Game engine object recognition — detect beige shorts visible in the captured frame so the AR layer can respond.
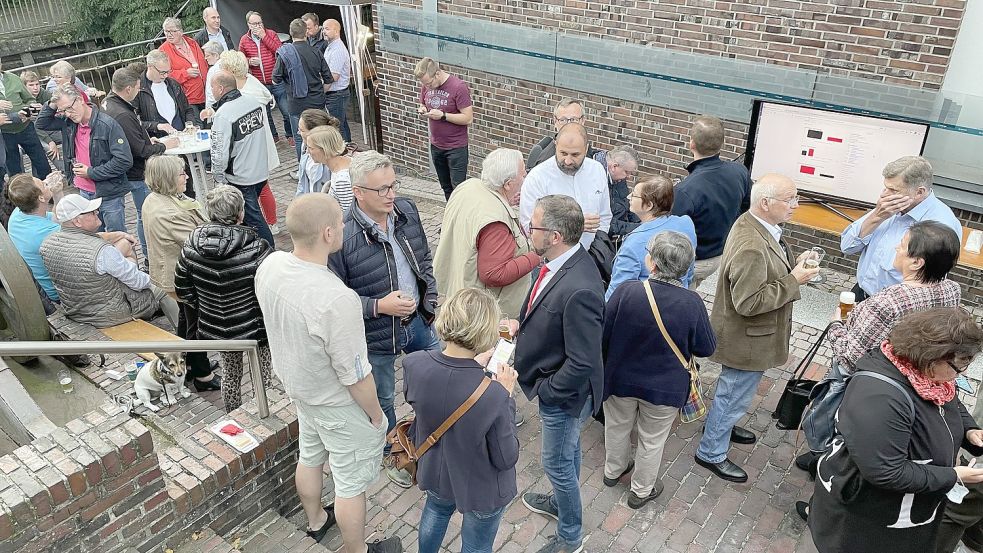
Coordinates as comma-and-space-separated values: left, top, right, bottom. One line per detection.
296, 401, 387, 499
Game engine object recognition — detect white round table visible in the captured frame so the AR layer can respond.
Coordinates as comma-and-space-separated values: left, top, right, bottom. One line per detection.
165, 131, 211, 212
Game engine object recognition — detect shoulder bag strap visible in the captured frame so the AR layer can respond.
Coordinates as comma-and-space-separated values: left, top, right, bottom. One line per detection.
415, 377, 492, 458
642, 280, 689, 369
852, 371, 916, 420
791, 321, 835, 381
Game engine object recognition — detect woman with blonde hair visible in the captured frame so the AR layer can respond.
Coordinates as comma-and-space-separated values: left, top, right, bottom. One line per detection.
295, 109, 339, 195
305, 125, 353, 211
47, 60, 101, 101
401, 287, 519, 553
142, 154, 220, 391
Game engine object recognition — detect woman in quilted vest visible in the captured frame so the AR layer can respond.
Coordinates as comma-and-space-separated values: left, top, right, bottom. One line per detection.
175, 184, 273, 411
142, 154, 220, 392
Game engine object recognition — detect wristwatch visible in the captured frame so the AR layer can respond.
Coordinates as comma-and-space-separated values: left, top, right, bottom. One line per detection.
440, 111, 447, 121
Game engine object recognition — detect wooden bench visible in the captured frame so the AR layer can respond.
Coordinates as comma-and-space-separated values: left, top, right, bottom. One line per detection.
100, 319, 183, 361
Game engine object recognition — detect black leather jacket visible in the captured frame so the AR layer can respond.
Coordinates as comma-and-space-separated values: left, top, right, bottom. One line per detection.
174, 223, 272, 341
328, 197, 438, 355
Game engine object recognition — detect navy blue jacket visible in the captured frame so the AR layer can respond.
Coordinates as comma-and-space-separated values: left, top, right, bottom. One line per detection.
515, 246, 605, 416
328, 197, 438, 355
593, 150, 640, 238
670, 155, 751, 260
603, 278, 716, 407
36, 104, 133, 200
403, 351, 518, 513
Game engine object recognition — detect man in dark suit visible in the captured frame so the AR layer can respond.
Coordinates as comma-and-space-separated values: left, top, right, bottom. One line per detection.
512, 194, 604, 553
694, 173, 817, 483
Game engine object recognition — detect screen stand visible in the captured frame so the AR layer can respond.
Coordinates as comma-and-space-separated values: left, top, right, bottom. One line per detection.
800, 199, 857, 223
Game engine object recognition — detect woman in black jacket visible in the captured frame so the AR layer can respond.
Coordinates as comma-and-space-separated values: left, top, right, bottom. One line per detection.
174, 184, 273, 411
808, 307, 983, 553
402, 288, 519, 553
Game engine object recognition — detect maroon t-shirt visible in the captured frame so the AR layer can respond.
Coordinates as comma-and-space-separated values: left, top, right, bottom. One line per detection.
420, 74, 472, 150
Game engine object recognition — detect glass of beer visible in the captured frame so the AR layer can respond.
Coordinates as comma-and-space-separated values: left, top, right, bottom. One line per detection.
839, 291, 856, 320
499, 314, 512, 341
58, 369, 74, 394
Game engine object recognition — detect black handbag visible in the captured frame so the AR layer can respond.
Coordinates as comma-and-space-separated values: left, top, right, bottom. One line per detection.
772, 322, 833, 430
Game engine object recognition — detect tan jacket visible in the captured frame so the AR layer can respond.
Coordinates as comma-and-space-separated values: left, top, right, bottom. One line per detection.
142, 193, 207, 293
710, 213, 801, 371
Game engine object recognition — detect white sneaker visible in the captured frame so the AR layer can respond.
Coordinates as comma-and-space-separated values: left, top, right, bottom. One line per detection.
269, 223, 281, 235
384, 465, 413, 489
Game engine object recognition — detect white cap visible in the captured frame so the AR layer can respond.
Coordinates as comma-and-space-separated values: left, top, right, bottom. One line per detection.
55, 194, 102, 223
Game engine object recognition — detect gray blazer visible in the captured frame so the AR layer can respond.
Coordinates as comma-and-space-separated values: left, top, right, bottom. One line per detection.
402, 351, 518, 513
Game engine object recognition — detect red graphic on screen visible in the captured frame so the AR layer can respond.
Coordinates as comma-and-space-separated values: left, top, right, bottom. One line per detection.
827, 137, 843, 143
808, 148, 814, 156
800, 165, 816, 175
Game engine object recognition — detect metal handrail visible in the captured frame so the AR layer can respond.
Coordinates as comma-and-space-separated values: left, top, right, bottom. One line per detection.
0, 340, 270, 418
8, 29, 203, 74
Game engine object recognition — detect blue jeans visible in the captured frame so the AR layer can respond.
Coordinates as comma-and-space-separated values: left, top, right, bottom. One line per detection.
289, 114, 302, 160
265, 82, 292, 139
418, 491, 506, 553
99, 180, 150, 259
325, 90, 351, 142
539, 395, 593, 547
3, 123, 51, 179
696, 365, 765, 464
229, 181, 275, 247
803, 359, 850, 453
368, 315, 441, 452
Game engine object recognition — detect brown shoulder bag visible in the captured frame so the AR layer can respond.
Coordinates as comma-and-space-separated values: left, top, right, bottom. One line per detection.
385, 377, 491, 484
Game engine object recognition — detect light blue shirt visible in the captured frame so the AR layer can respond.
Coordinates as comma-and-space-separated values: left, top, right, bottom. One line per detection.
207, 30, 230, 51
605, 215, 697, 301
324, 39, 351, 91
8, 208, 60, 300
841, 191, 961, 295
355, 206, 419, 306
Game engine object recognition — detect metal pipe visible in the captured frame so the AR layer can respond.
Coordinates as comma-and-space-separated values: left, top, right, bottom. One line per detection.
0, 340, 272, 418
7, 30, 203, 74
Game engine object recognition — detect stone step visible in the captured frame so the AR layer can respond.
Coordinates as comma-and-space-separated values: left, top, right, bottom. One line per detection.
171, 527, 236, 553
224, 508, 332, 553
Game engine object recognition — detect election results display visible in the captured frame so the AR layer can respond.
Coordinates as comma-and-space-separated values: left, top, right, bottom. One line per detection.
745, 101, 929, 206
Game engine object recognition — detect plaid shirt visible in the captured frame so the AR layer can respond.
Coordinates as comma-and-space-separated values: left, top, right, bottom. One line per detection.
829, 279, 961, 372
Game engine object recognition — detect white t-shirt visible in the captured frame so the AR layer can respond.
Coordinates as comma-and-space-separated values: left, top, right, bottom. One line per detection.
151, 82, 177, 125
255, 251, 371, 407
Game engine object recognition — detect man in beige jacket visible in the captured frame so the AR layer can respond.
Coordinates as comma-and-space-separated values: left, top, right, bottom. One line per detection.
694, 173, 818, 483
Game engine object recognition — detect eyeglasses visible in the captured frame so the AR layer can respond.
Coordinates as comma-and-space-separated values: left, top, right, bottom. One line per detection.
555, 116, 584, 124
947, 359, 971, 374
356, 181, 400, 196
247, 21, 263, 27
163, 28, 182, 34
153, 65, 172, 76
767, 195, 800, 207
55, 97, 79, 115
529, 226, 558, 234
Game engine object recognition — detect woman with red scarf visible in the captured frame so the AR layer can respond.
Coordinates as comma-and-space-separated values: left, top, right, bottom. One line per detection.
806, 307, 983, 553
159, 17, 208, 110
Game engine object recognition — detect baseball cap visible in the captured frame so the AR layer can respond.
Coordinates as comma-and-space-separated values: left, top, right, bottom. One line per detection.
55, 194, 102, 222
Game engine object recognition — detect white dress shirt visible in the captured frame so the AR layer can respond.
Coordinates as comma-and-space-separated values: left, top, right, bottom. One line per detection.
529, 244, 581, 307
519, 157, 611, 250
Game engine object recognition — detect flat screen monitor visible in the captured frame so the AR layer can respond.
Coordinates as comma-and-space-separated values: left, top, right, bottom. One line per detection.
744, 101, 930, 206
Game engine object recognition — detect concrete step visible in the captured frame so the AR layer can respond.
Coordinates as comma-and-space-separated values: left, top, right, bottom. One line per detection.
171, 527, 236, 553
224, 508, 332, 553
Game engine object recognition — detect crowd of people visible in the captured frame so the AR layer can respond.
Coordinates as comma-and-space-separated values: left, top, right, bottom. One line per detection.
2, 10, 983, 553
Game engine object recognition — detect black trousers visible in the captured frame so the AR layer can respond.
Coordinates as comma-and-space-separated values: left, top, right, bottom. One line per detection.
936, 482, 983, 553
430, 144, 468, 200
177, 303, 212, 379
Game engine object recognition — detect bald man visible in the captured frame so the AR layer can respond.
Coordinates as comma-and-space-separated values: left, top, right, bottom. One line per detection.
194, 7, 236, 52
519, 122, 611, 250
322, 18, 352, 141
256, 194, 401, 552
694, 174, 818, 483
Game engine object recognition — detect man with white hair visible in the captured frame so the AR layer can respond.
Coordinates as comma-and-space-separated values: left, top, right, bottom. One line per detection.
434, 148, 541, 316
841, 155, 961, 299
694, 174, 818, 483
594, 144, 640, 239
194, 7, 236, 52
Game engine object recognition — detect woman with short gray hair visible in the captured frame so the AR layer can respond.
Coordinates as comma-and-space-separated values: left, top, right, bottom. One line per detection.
175, 183, 273, 411
601, 230, 716, 509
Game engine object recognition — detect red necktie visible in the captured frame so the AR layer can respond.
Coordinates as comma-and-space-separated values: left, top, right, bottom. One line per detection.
527, 265, 551, 311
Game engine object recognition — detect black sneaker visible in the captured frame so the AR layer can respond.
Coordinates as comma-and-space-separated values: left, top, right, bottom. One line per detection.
366, 535, 403, 552
536, 535, 583, 553
522, 492, 558, 521
627, 479, 665, 509
305, 505, 336, 542
193, 374, 223, 392
795, 500, 809, 521
603, 461, 634, 487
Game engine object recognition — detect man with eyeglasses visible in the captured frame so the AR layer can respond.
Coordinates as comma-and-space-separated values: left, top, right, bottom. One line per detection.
133, 50, 200, 138
527, 97, 600, 170
239, 11, 293, 146
670, 115, 752, 291
694, 173, 818, 484
328, 150, 440, 489
36, 83, 134, 236
840, 156, 961, 300
413, 57, 473, 200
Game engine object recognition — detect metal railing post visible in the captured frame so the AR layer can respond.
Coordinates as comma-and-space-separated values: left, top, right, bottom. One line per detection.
246, 345, 270, 419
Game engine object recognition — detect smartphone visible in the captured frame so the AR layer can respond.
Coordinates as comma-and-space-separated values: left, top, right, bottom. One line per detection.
956, 375, 975, 396
485, 338, 515, 375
